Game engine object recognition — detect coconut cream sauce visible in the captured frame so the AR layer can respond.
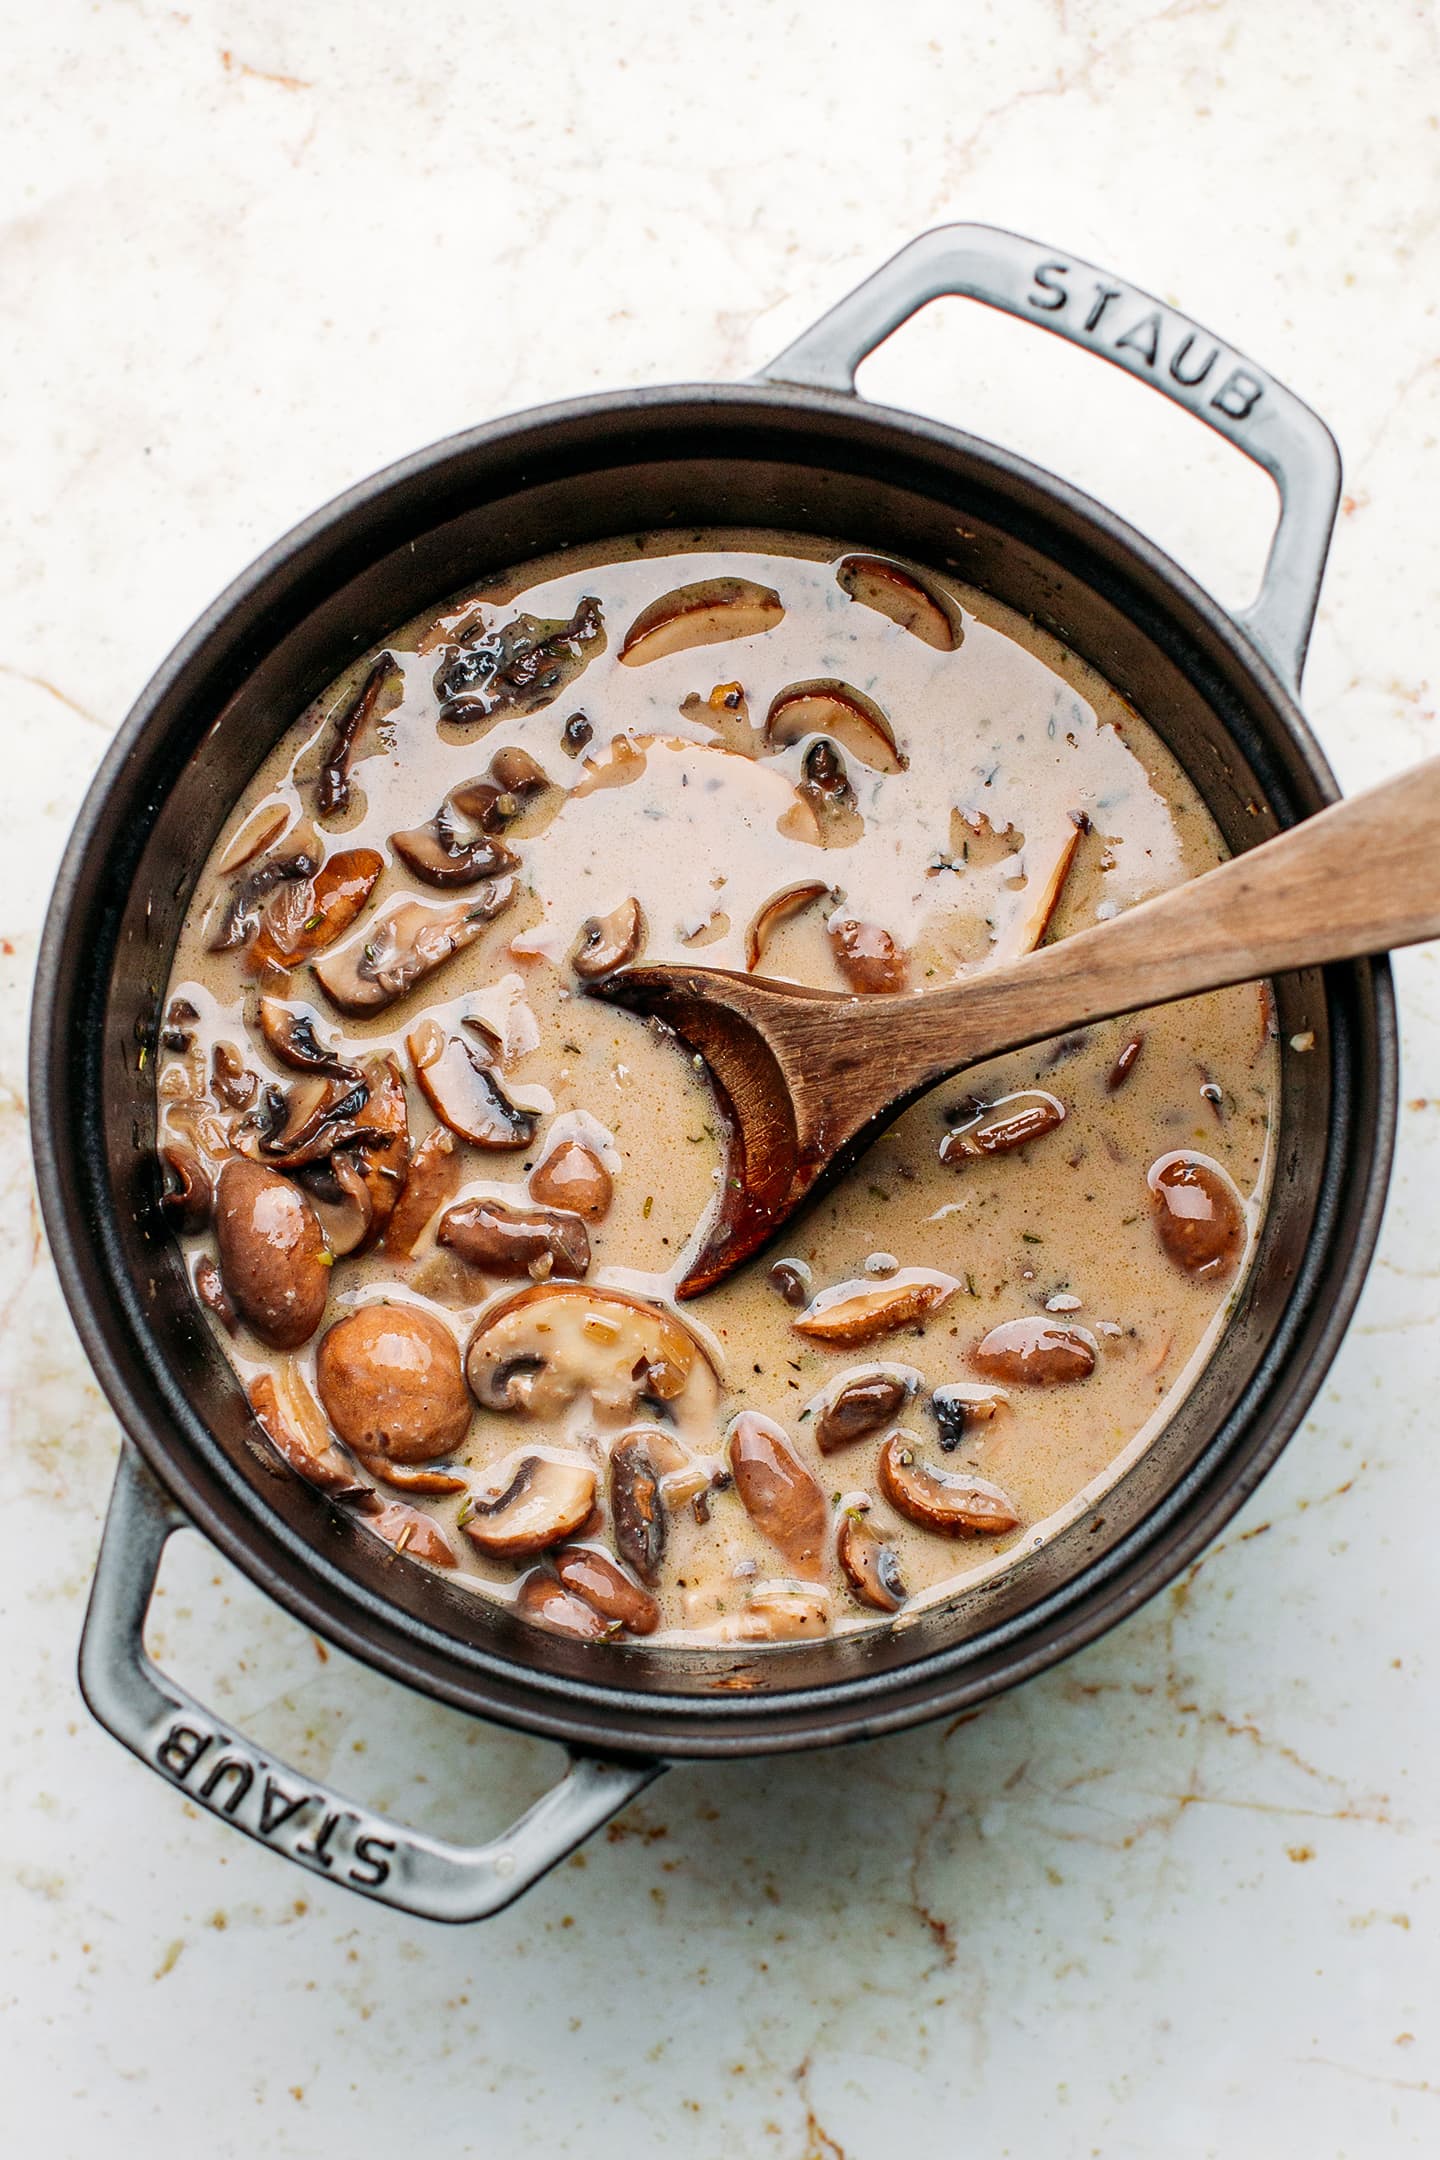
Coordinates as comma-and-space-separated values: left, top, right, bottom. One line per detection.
158, 533, 1278, 1646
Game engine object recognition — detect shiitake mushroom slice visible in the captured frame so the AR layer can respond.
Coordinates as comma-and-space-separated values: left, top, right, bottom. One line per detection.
257, 996, 355, 1078
609, 1432, 667, 1587
619, 578, 783, 666
248, 848, 386, 975
383, 1126, 461, 1258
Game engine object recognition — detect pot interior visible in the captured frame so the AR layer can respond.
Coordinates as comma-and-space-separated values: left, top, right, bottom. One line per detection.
53, 391, 1384, 1744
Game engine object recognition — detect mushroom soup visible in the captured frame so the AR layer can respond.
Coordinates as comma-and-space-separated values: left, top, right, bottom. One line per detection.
156, 534, 1278, 1647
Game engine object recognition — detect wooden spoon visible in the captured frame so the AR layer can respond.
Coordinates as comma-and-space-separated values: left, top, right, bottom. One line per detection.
597, 754, 1440, 1298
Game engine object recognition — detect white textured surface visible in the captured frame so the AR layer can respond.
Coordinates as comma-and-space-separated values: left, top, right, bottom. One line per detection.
3, 3, 1439, 2153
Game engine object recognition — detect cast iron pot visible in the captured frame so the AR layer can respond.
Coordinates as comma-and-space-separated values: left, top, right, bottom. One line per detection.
32, 225, 1396, 1922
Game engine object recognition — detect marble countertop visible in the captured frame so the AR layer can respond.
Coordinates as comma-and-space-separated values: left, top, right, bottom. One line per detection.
4, 1, 1439, 2152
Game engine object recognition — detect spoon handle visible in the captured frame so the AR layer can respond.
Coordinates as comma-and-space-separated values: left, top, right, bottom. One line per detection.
921, 752, 1440, 1074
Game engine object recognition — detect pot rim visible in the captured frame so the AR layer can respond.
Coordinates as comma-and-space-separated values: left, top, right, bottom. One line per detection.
31, 377, 1398, 1757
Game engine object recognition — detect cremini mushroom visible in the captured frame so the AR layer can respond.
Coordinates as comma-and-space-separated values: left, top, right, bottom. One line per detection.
213, 1158, 330, 1350
216, 801, 291, 876
793, 1268, 960, 1347
360, 1499, 459, 1567
247, 1368, 367, 1498
317, 654, 402, 817
390, 814, 519, 890
406, 1022, 538, 1149
744, 881, 830, 972
553, 1546, 660, 1635
973, 1316, 1098, 1385
248, 848, 385, 975
619, 577, 784, 665
727, 1411, 828, 1579
572, 897, 644, 980
931, 1382, 1009, 1450
609, 1431, 667, 1585
764, 680, 906, 773
528, 1139, 612, 1221
1108, 1032, 1145, 1090
383, 1127, 461, 1258
486, 745, 550, 801
159, 1142, 212, 1234
513, 1570, 613, 1639
314, 886, 513, 1015
836, 554, 961, 649
434, 595, 605, 724
837, 1504, 908, 1611
714, 1586, 831, 1642
812, 1365, 919, 1453
315, 1303, 471, 1489
437, 1196, 589, 1280
257, 996, 354, 1077
877, 1433, 1021, 1536
461, 1454, 597, 1558
829, 916, 908, 994
207, 844, 318, 954
1148, 1151, 1245, 1280
257, 1071, 376, 1170
464, 1283, 716, 1427
939, 1090, 1066, 1166
296, 1150, 375, 1257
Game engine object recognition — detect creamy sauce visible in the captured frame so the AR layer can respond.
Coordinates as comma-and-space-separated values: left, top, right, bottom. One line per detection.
157, 533, 1278, 1647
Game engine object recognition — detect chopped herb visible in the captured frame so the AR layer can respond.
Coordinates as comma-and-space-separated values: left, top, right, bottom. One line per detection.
1021, 1231, 1043, 1245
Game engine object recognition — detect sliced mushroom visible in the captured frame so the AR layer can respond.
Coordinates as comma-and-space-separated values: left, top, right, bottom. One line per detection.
1108, 1032, 1145, 1091
744, 881, 830, 972
727, 1411, 827, 1579
988, 813, 1087, 966
213, 1158, 330, 1350
528, 1139, 612, 1221
931, 1382, 1008, 1451
206, 845, 318, 954
383, 1126, 461, 1258
434, 595, 605, 724
317, 654, 402, 818
836, 554, 960, 649
158, 1142, 212, 1234
793, 1268, 960, 1347
248, 849, 386, 976
360, 1500, 459, 1567
437, 1197, 589, 1280
553, 1546, 660, 1635
160, 995, 199, 1054
813, 1365, 918, 1453
487, 746, 551, 800
390, 815, 519, 890
973, 1316, 1097, 1385
296, 1149, 375, 1257
714, 1586, 831, 1642
513, 1569, 614, 1639
314, 884, 513, 1015
247, 1369, 367, 1498
257, 1071, 374, 1168
193, 1252, 237, 1332
619, 578, 784, 665
877, 1433, 1020, 1536
406, 1024, 538, 1149
765, 680, 906, 773
315, 1304, 472, 1479
211, 1041, 257, 1109
561, 712, 594, 756
829, 917, 908, 994
465, 1283, 716, 1425
257, 996, 354, 1077
788, 739, 865, 849
572, 897, 644, 980
347, 1053, 411, 1246
1148, 1151, 1245, 1280
837, 1505, 908, 1611
217, 801, 291, 876
461, 1454, 597, 1558
609, 1432, 666, 1585
939, 1090, 1066, 1166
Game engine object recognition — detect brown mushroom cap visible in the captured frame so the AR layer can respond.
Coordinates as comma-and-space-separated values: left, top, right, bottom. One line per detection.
461, 1454, 597, 1558
553, 1545, 660, 1635
764, 680, 906, 773
465, 1283, 716, 1426
837, 1506, 909, 1611
939, 1090, 1066, 1166
406, 1023, 538, 1149
1147, 1151, 1246, 1280
437, 1196, 589, 1281
434, 596, 605, 724
973, 1316, 1098, 1386
813, 1365, 918, 1453
727, 1411, 828, 1579
315, 1303, 471, 1462
619, 578, 784, 666
793, 1269, 960, 1347
836, 554, 961, 650
528, 1139, 612, 1222
313, 886, 513, 1015
572, 897, 645, 980
214, 1158, 331, 1350
877, 1433, 1021, 1536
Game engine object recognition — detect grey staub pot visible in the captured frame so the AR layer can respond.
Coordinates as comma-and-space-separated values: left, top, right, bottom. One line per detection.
31, 225, 1395, 1922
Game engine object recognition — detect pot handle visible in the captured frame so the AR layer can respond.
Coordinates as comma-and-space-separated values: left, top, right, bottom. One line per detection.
78, 1447, 664, 1923
758, 223, 1340, 693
